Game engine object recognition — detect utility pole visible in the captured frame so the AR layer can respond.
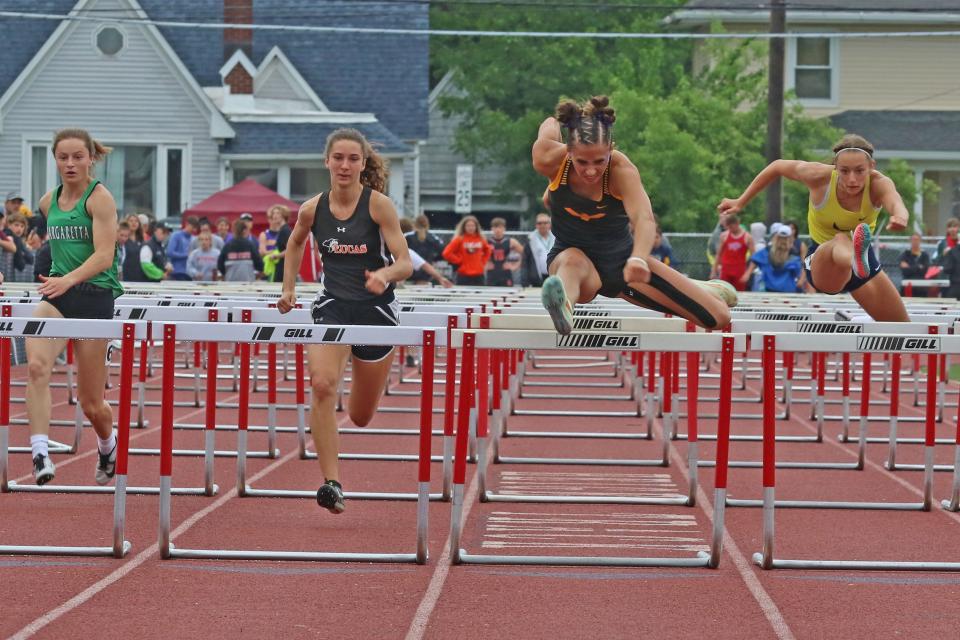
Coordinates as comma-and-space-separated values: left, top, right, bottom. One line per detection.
765, 0, 786, 226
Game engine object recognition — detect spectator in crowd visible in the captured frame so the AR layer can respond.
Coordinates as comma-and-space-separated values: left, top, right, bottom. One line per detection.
650, 225, 676, 269
166, 215, 199, 281
405, 213, 444, 284
115, 221, 131, 281
4, 191, 24, 217
218, 219, 262, 282
786, 221, 807, 260
6, 212, 34, 282
710, 214, 754, 291
137, 214, 153, 242
0, 212, 18, 281
124, 214, 142, 244
941, 238, 960, 299
399, 217, 453, 288
260, 204, 292, 283
215, 216, 232, 244
749, 221, 768, 253
486, 217, 524, 287
187, 229, 221, 281
118, 221, 143, 281
744, 223, 804, 292
32, 228, 50, 283
442, 215, 491, 286
935, 217, 960, 265
525, 212, 555, 286
899, 232, 931, 296
240, 212, 255, 241
139, 222, 171, 281
190, 218, 224, 252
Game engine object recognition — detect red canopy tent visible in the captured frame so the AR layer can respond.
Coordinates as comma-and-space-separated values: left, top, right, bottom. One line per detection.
182, 178, 321, 282
182, 178, 300, 236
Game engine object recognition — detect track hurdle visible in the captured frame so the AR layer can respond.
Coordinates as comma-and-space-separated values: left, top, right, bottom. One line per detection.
752, 331, 960, 570
0, 319, 139, 557
158, 321, 438, 563
448, 329, 740, 567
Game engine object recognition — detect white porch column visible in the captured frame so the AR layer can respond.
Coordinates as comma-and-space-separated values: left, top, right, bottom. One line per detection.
914, 168, 925, 233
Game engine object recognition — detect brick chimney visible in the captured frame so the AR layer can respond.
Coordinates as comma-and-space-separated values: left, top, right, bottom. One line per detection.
223, 0, 253, 62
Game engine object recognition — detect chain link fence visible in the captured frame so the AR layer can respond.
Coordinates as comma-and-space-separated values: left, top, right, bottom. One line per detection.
429, 229, 948, 291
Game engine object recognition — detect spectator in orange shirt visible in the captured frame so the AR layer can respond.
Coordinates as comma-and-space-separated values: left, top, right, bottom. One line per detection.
442, 215, 492, 285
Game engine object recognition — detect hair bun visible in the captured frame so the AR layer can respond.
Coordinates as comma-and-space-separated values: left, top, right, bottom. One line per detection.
555, 100, 582, 129
586, 95, 616, 127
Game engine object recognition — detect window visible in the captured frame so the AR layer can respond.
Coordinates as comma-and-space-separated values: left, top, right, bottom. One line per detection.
290, 167, 329, 204
234, 167, 278, 192
30, 146, 49, 209
26, 142, 185, 219
788, 36, 837, 104
166, 149, 183, 218
96, 26, 124, 56
102, 146, 156, 215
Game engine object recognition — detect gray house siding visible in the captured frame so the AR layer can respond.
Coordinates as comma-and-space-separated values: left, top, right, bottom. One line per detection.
255, 71, 302, 102
420, 76, 524, 217
0, 0, 221, 216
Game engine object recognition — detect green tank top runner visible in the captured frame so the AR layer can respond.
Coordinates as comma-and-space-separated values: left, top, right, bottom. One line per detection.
46, 179, 123, 298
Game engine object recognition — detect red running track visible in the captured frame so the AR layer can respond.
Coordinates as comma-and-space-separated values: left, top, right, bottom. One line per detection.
3, 347, 960, 639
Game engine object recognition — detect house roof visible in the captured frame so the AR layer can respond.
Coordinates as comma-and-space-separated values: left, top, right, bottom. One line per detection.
220, 121, 412, 156
137, 0, 428, 141
0, 1, 72, 101
829, 110, 960, 156
1, 0, 428, 141
682, 0, 960, 9
668, 0, 960, 26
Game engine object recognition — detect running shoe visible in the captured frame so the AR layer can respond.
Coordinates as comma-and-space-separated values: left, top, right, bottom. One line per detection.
852, 223, 872, 280
541, 275, 573, 335
95, 442, 117, 485
317, 480, 345, 514
33, 454, 55, 486
698, 279, 739, 308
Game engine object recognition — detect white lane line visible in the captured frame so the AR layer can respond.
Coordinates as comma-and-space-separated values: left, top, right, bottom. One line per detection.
10, 368, 167, 484
9, 401, 352, 640
403, 472, 480, 640
664, 422, 796, 640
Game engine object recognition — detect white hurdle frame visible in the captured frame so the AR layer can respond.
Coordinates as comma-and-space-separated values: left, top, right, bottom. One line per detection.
0, 319, 143, 557
448, 329, 743, 568
751, 332, 960, 571
158, 321, 440, 563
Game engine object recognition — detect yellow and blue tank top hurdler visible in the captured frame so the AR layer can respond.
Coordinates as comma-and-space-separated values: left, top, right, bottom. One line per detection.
807, 169, 882, 245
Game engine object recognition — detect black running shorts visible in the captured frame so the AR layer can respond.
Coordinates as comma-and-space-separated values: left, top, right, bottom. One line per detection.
310, 293, 399, 362
42, 281, 115, 319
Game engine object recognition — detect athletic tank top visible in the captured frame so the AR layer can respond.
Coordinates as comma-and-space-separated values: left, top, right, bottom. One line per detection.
807, 170, 881, 245
312, 186, 393, 303
46, 180, 123, 297
489, 237, 510, 272
719, 230, 749, 272
546, 155, 631, 252
264, 229, 278, 253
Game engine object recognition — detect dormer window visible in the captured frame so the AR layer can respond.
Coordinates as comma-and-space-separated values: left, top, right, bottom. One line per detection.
95, 26, 125, 57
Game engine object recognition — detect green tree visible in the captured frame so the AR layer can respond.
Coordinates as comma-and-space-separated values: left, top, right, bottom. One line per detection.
430, 0, 689, 215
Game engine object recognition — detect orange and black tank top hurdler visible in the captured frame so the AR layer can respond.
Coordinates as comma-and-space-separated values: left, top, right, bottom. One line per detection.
546, 154, 631, 251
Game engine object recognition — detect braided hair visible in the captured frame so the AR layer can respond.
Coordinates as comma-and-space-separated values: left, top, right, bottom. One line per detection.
554, 95, 616, 148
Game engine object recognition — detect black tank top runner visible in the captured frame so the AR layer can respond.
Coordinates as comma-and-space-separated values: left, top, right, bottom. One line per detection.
546, 155, 632, 253
312, 186, 394, 303
489, 237, 510, 273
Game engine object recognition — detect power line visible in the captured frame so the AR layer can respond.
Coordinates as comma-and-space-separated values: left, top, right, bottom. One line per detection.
2, 9, 960, 39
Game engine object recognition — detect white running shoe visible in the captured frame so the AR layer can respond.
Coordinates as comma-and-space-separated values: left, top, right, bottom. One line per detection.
698, 279, 739, 308
95, 443, 117, 485
541, 275, 574, 335
33, 454, 55, 486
